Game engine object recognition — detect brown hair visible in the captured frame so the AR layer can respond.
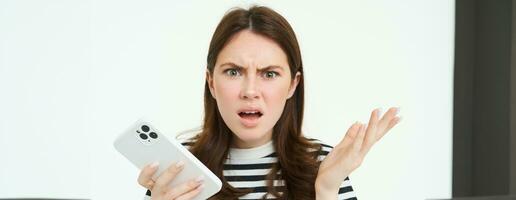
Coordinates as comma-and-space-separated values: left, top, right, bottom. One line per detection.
188, 5, 322, 199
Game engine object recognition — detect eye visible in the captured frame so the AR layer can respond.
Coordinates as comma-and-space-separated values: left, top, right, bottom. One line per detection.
224, 68, 240, 77
263, 71, 279, 79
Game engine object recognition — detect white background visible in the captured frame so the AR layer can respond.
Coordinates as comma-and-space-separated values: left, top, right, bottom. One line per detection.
0, 0, 454, 199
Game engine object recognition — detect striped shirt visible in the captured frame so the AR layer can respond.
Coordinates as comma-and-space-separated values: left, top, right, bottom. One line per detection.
144, 140, 357, 200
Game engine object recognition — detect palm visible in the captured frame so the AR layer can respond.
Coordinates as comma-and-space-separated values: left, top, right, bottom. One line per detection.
316, 107, 401, 191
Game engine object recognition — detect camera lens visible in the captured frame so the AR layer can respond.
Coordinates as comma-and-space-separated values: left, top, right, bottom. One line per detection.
149, 132, 158, 139
139, 133, 148, 140
141, 125, 150, 132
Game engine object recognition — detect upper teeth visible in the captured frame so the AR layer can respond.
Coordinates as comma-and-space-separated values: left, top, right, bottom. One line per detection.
243, 111, 259, 114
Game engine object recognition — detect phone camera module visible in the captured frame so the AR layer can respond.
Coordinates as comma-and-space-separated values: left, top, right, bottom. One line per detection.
141, 125, 150, 132
139, 133, 148, 140
149, 132, 158, 139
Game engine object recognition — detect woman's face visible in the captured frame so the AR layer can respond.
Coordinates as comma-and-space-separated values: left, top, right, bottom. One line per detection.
207, 30, 300, 148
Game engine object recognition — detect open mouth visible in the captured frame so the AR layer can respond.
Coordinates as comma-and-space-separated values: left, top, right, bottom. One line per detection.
237, 108, 264, 127
238, 111, 263, 118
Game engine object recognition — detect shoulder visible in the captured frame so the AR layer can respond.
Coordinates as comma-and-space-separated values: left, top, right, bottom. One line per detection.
174, 129, 200, 149
179, 138, 196, 150
305, 138, 335, 161
180, 138, 196, 147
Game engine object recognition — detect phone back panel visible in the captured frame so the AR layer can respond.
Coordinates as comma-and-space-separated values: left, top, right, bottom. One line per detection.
114, 119, 222, 199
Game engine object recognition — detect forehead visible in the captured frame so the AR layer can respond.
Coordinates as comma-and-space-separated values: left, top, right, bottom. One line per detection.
216, 30, 289, 69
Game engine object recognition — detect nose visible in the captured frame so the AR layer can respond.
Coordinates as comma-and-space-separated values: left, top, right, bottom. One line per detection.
241, 76, 259, 100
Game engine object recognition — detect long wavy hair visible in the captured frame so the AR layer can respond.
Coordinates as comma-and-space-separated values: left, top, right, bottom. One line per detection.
188, 5, 322, 199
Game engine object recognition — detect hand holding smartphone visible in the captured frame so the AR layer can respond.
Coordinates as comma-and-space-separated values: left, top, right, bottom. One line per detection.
114, 119, 222, 200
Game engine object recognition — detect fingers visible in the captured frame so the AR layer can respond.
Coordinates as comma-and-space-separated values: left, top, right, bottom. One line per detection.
354, 107, 402, 155
363, 108, 381, 148
175, 185, 204, 200
339, 122, 361, 146
154, 161, 185, 193
377, 107, 401, 139
378, 107, 400, 132
378, 116, 402, 140
165, 176, 205, 199
352, 123, 367, 152
138, 162, 159, 189
337, 107, 401, 155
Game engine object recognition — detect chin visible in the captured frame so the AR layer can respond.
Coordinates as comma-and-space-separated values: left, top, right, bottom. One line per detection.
235, 131, 264, 141
233, 129, 269, 143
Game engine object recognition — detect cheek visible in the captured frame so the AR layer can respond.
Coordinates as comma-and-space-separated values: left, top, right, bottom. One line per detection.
214, 79, 240, 108
267, 77, 292, 96
262, 81, 292, 109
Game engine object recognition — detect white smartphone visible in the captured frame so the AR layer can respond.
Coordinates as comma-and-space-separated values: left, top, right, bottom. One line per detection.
113, 119, 222, 199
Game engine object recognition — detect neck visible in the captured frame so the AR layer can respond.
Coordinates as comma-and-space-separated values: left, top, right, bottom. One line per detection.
232, 135, 272, 149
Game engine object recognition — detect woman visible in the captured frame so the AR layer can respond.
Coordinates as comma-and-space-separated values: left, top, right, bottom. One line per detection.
138, 5, 400, 200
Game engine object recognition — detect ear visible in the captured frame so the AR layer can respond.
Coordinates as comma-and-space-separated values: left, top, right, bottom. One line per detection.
206, 70, 216, 99
287, 71, 301, 99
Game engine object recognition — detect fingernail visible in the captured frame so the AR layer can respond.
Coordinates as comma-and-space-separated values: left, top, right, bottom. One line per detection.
150, 162, 159, 168
396, 107, 401, 115
195, 175, 205, 183
198, 183, 205, 190
176, 160, 185, 168
376, 108, 383, 116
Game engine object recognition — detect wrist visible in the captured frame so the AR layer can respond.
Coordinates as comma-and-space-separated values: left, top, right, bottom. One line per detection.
315, 188, 339, 200
315, 180, 339, 200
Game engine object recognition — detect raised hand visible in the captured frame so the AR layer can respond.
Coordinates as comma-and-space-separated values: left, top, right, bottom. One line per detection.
315, 107, 401, 198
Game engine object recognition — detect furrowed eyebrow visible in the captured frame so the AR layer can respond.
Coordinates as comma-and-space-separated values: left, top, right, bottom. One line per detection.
258, 65, 284, 72
219, 62, 244, 70
219, 62, 285, 72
